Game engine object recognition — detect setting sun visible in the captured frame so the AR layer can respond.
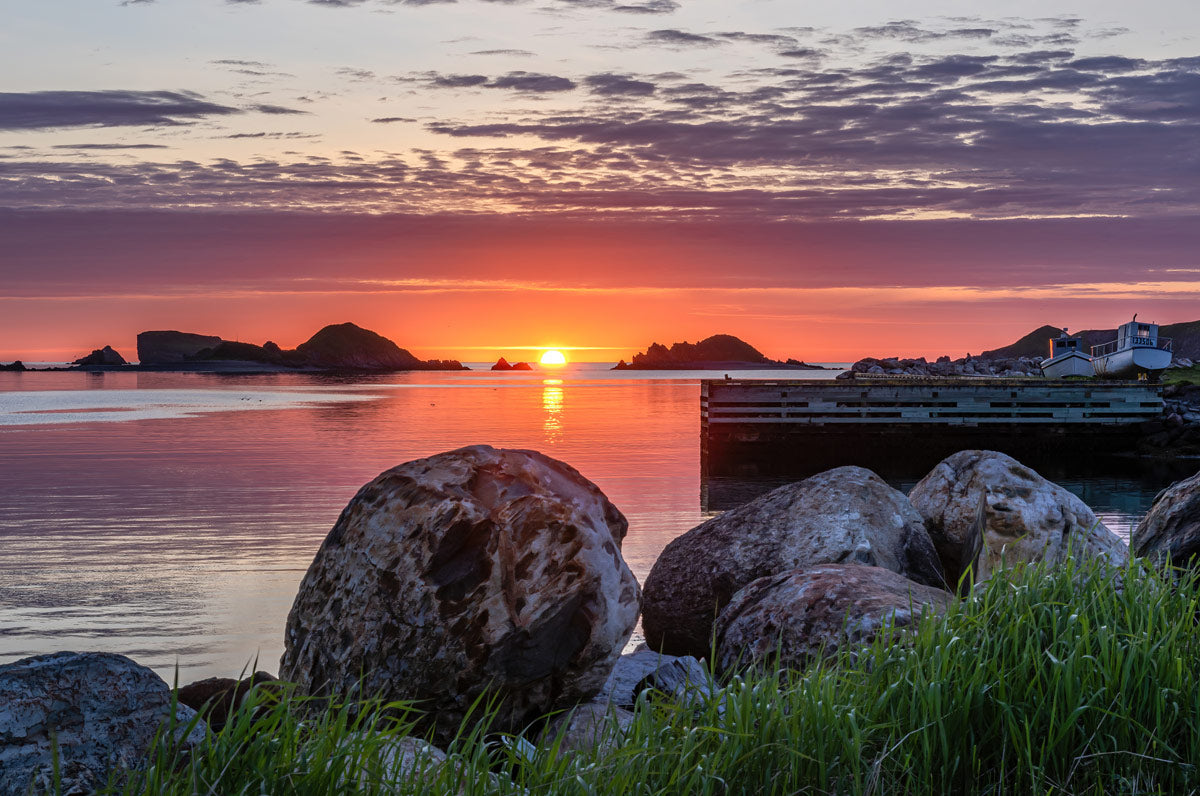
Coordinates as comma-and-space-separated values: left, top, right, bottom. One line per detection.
539, 350, 567, 366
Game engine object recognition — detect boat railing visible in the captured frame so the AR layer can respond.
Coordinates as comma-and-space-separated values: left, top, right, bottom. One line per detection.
1091, 337, 1173, 357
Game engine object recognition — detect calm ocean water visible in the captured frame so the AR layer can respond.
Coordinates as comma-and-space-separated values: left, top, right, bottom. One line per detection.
0, 365, 1186, 681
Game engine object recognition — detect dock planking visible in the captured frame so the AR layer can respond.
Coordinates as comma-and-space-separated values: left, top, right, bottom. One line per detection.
702, 378, 1163, 478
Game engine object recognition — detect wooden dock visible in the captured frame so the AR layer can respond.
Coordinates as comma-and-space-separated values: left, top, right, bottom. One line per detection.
702, 378, 1163, 477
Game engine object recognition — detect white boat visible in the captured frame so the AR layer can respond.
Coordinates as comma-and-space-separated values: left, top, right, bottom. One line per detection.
1091, 315, 1173, 379
1040, 329, 1094, 378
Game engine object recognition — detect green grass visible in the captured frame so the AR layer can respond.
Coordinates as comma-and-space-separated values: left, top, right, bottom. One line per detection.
99, 557, 1200, 796
1164, 364, 1200, 385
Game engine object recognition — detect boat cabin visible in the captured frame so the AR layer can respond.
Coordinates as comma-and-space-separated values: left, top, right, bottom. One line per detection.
1117, 319, 1159, 348
1049, 330, 1083, 358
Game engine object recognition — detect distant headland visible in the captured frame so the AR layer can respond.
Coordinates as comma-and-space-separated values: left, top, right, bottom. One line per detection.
15, 322, 467, 373
613, 334, 828, 371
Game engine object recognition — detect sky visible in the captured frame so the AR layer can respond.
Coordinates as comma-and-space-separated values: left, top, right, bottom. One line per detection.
2, 0, 1199, 362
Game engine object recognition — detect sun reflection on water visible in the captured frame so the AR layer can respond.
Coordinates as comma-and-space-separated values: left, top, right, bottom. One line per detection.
542, 379, 564, 441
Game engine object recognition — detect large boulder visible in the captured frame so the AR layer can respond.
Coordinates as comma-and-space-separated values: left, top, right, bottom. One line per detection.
1132, 470, 1200, 567
641, 466, 945, 657
909, 450, 1128, 586
714, 564, 953, 673
293, 322, 423, 370
280, 445, 641, 744
0, 652, 206, 796
136, 330, 222, 364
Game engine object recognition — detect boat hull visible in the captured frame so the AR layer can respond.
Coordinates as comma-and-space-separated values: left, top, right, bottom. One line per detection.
1092, 346, 1172, 378
1040, 351, 1094, 378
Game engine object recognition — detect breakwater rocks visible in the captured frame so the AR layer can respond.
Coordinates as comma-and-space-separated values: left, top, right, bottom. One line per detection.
7, 446, 1200, 792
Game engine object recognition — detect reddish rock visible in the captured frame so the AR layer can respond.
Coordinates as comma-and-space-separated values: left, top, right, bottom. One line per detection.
175, 671, 280, 729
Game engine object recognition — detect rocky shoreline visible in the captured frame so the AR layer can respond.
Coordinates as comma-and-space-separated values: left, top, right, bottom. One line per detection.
4, 444, 1199, 793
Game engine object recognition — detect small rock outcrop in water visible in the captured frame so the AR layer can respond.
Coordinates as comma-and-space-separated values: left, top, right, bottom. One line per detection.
1132, 470, 1200, 568
0, 652, 207, 796
137, 330, 223, 364
909, 450, 1128, 587
72, 345, 127, 367
614, 334, 826, 370
714, 564, 953, 673
492, 357, 514, 371
641, 466, 945, 657
0, 361, 26, 371
279, 445, 641, 744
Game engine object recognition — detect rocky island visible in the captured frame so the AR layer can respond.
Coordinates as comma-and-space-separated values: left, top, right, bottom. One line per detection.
614, 334, 827, 370
57, 322, 466, 373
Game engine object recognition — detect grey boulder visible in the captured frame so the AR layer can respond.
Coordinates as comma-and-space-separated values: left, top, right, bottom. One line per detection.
909, 450, 1127, 586
0, 651, 206, 796
1132, 470, 1200, 567
641, 466, 945, 657
280, 445, 641, 744
714, 564, 953, 673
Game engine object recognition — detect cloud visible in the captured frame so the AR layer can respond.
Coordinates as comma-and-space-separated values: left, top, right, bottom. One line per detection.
645, 29, 724, 48
469, 49, 535, 56
52, 143, 171, 150
583, 73, 656, 96
0, 90, 241, 131
488, 71, 576, 91
370, 116, 417, 123
419, 71, 575, 91
249, 103, 308, 115
430, 74, 490, 88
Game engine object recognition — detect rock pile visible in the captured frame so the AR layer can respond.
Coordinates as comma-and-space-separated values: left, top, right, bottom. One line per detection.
641, 466, 945, 657
838, 355, 1043, 379
643, 451, 1133, 666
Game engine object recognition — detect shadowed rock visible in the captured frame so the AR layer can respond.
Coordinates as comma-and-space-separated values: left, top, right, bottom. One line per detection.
714, 564, 953, 673
175, 671, 280, 730
137, 330, 222, 364
0, 652, 206, 796
294, 322, 424, 370
1133, 470, 1200, 568
280, 445, 641, 744
642, 466, 945, 657
909, 450, 1127, 586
